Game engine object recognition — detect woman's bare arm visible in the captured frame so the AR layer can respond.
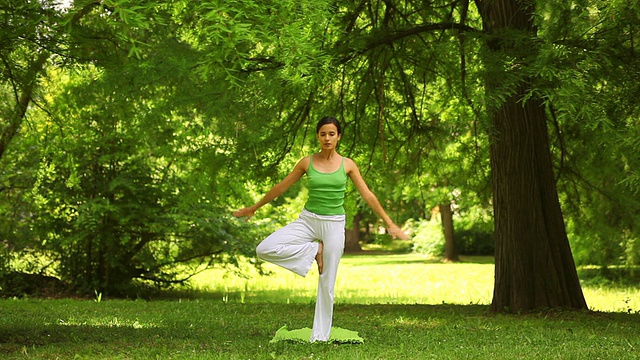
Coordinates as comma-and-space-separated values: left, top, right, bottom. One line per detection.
233, 157, 309, 218
345, 158, 409, 240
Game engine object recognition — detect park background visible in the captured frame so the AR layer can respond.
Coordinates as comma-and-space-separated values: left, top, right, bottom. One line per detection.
1, 0, 639, 358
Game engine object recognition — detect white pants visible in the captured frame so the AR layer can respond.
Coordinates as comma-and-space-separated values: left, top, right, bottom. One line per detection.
256, 209, 346, 342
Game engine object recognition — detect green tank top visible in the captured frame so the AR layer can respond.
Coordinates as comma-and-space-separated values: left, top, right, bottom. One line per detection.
304, 156, 347, 215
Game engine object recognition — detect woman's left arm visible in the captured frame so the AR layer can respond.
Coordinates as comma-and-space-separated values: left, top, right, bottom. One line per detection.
345, 158, 409, 240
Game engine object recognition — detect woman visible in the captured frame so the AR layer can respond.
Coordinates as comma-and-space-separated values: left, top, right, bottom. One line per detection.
233, 116, 408, 342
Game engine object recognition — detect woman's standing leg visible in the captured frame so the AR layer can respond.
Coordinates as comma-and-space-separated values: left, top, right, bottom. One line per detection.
310, 218, 345, 342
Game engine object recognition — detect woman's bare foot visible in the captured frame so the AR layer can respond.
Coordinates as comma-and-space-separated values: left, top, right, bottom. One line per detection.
315, 242, 324, 274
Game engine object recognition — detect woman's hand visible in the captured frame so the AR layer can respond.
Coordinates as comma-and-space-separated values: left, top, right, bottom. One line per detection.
388, 224, 410, 240
233, 207, 256, 219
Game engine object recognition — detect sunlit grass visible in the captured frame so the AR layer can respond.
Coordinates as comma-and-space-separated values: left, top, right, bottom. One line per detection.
189, 253, 640, 313
189, 254, 493, 305
582, 287, 640, 313
1, 253, 639, 359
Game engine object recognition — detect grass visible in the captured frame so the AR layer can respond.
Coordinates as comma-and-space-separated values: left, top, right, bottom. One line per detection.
1, 254, 639, 359
189, 254, 495, 306
190, 254, 640, 313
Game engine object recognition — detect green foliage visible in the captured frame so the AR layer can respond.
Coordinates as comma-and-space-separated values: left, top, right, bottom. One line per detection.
25, 75, 258, 294
11, 25, 265, 295
535, 0, 640, 267
406, 203, 494, 258
0, 1, 65, 273
454, 209, 495, 256
2, 0, 640, 301
407, 218, 445, 257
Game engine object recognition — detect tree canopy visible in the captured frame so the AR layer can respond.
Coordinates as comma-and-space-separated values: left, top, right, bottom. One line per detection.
0, 0, 638, 309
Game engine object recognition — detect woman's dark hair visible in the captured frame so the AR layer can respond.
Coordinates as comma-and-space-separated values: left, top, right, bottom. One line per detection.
316, 116, 342, 135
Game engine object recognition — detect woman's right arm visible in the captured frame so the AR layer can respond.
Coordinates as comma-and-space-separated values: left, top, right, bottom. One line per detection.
233, 157, 309, 219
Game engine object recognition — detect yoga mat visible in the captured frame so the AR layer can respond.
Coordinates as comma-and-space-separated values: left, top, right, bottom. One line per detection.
270, 325, 364, 344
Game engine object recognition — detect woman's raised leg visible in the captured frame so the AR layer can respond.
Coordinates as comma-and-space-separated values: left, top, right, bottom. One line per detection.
256, 218, 319, 277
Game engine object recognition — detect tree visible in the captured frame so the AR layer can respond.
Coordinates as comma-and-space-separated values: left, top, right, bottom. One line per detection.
440, 203, 459, 262
1, 0, 267, 296
31, 64, 260, 295
277, 0, 584, 311
540, 0, 640, 271
198, 0, 588, 310
0, 2, 50, 161
3, 0, 637, 305
0, 0, 83, 285
473, 0, 588, 311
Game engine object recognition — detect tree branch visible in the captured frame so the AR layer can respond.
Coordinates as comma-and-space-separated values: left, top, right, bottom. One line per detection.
337, 22, 480, 64
240, 21, 480, 73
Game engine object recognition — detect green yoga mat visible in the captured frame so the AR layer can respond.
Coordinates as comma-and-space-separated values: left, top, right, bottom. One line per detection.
270, 325, 364, 344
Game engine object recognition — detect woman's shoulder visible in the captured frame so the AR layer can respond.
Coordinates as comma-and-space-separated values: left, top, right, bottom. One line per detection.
342, 156, 359, 173
294, 156, 312, 172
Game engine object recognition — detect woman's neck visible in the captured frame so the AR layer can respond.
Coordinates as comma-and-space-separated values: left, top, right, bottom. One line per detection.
317, 149, 339, 160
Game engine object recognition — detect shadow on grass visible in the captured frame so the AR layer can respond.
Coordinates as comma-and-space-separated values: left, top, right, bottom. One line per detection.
2, 302, 638, 359
0, 316, 264, 355
0, 302, 640, 355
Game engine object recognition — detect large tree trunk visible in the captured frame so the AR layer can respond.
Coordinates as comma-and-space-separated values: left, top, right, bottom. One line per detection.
476, 0, 588, 312
440, 203, 459, 262
344, 211, 363, 253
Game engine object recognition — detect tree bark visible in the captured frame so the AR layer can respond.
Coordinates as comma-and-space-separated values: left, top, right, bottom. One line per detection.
0, 52, 49, 161
475, 0, 588, 312
344, 211, 363, 253
440, 203, 459, 262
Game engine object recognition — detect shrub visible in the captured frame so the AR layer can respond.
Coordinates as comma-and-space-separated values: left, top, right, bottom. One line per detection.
410, 219, 445, 257
454, 224, 495, 255
406, 214, 494, 257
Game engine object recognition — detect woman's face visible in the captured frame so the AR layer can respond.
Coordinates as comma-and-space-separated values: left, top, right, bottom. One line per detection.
317, 123, 341, 151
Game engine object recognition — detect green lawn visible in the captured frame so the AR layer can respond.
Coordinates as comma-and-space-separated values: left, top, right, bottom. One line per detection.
190, 254, 640, 313
1, 254, 639, 359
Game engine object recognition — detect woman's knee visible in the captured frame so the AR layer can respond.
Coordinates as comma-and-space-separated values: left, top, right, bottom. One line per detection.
255, 241, 271, 259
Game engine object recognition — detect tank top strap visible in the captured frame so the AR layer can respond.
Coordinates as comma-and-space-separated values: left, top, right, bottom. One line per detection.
308, 155, 316, 174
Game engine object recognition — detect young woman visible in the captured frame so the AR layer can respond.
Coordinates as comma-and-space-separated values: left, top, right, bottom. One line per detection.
233, 116, 408, 342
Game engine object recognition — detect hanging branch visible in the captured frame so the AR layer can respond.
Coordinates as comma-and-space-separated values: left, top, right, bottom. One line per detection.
336, 22, 479, 65
378, 72, 387, 164
547, 101, 566, 184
